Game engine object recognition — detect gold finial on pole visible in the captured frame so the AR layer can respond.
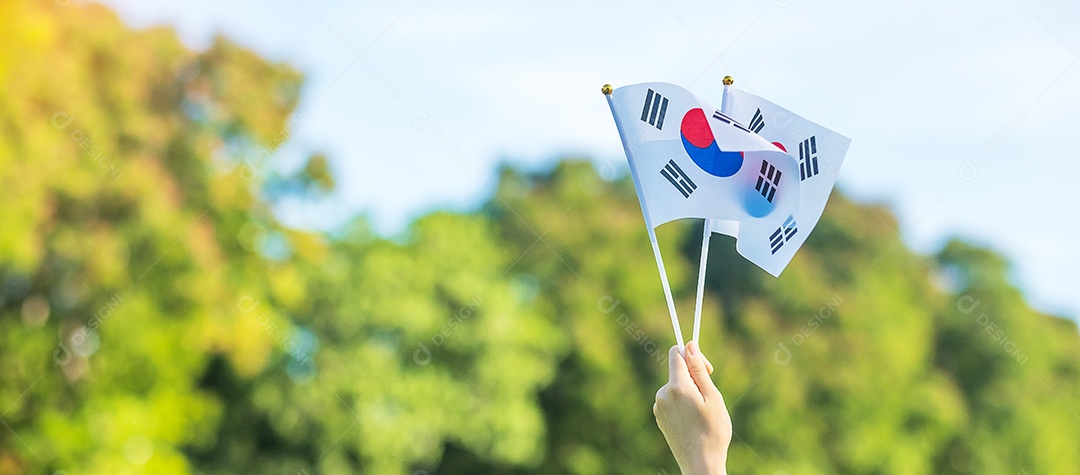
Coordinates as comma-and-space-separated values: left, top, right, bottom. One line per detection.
722, 76, 734, 86
601, 84, 613, 95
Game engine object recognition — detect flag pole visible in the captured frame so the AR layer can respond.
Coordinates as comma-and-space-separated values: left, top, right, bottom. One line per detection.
691, 76, 735, 345
603, 84, 686, 349
692, 222, 709, 344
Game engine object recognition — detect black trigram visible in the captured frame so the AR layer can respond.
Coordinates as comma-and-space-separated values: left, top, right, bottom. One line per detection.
749, 108, 765, 133
660, 159, 697, 198
640, 89, 669, 130
799, 136, 819, 181
769, 216, 798, 254
712, 110, 752, 133
755, 159, 782, 203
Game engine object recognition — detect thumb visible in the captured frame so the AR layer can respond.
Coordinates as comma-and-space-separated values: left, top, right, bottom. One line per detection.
685, 340, 719, 398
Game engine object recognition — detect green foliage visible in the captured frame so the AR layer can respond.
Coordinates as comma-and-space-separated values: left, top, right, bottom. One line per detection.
0, 2, 1077, 474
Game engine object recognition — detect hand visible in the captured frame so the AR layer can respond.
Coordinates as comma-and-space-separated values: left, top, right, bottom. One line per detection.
653, 341, 732, 475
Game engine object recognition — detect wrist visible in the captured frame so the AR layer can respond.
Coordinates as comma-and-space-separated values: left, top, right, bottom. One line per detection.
682, 453, 726, 475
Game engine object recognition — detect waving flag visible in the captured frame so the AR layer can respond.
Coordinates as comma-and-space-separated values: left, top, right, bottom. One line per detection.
711, 87, 852, 276
603, 79, 850, 347
607, 82, 800, 230
605, 82, 806, 347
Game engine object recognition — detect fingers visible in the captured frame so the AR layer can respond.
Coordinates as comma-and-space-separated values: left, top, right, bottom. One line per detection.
685, 340, 719, 399
703, 352, 714, 375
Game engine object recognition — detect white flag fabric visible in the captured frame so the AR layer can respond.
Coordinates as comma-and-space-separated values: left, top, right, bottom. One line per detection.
709, 87, 852, 276
608, 83, 800, 230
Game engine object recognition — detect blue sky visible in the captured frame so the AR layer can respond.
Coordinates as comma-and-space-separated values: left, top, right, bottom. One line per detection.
99, 0, 1079, 319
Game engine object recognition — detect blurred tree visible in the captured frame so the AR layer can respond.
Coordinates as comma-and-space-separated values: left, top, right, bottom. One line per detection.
476, 162, 1079, 475
0, 1, 305, 473
0, 1, 1076, 474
